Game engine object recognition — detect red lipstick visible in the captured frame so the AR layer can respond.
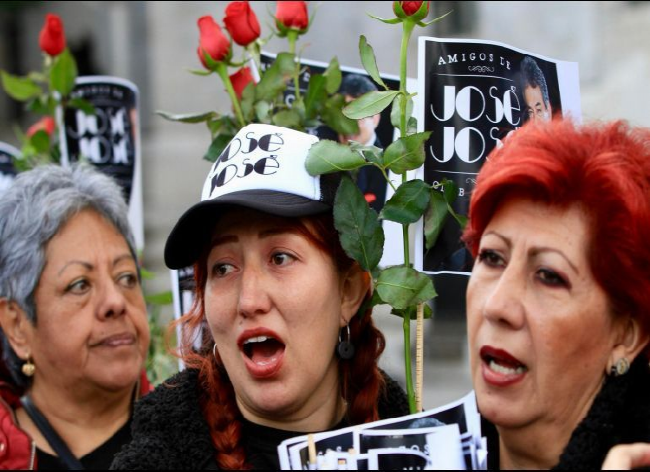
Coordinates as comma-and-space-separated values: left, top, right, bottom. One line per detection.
480, 345, 528, 387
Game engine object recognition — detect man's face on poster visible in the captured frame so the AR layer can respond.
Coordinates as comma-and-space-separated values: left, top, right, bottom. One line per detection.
338, 94, 381, 145
524, 85, 552, 122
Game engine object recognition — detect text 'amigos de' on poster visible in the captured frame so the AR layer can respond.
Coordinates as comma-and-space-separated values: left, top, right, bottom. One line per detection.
57, 76, 144, 251
414, 37, 581, 276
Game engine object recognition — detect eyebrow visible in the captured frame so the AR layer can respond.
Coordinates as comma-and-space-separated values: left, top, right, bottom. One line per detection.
57, 253, 135, 276
483, 231, 580, 275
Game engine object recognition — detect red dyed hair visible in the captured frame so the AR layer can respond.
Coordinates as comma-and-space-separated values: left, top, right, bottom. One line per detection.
171, 212, 385, 469
463, 119, 650, 357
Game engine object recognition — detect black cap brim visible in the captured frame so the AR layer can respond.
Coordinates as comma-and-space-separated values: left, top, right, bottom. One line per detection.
164, 189, 331, 269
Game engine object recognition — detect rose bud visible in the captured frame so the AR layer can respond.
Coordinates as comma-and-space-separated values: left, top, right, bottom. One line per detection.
275, 1, 309, 31
393, 1, 430, 20
229, 67, 255, 99
197, 15, 231, 69
39, 14, 66, 56
26, 116, 56, 138
223, 1, 261, 47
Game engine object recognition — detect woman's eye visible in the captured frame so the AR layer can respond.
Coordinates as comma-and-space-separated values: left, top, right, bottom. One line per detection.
213, 263, 235, 277
118, 272, 138, 288
537, 268, 568, 288
477, 249, 504, 268
66, 278, 90, 294
271, 252, 294, 266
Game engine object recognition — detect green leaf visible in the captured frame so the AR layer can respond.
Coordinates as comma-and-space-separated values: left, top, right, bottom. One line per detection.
343, 90, 399, 120
359, 35, 388, 91
27, 95, 56, 115
407, 116, 418, 135
1, 71, 41, 101
367, 13, 403, 24
304, 74, 327, 120
323, 57, 342, 94
187, 68, 213, 76
240, 82, 256, 119
321, 94, 359, 136
254, 100, 272, 122
380, 179, 430, 224
145, 290, 174, 306
68, 97, 96, 115
272, 109, 302, 129
390, 94, 414, 129
204, 133, 235, 162
443, 179, 459, 205
333, 175, 384, 272
156, 110, 219, 124
305, 140, 367, 175
349, 142, 383, 166
255, 52, 295, 102
376, 266, 436, 310
441, 180, 469, 230
49, 49, 78, 96
391, 303, 434, 320
383, 131, 431, 174
29, 130, 51, 154
424, 189, 449, 250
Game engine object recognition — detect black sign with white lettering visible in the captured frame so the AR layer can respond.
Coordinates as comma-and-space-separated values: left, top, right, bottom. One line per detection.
0, 142, 18, 196
419, 38, 578, 274
60, 77, 138, 203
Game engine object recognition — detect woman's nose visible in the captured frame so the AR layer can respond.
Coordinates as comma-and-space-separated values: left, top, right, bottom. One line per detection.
481, 264, 526, 330
97, 279, 128, 320
237, 267, 272, 318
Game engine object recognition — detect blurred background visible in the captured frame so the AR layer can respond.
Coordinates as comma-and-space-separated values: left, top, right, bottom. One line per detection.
2, 1, 650, 408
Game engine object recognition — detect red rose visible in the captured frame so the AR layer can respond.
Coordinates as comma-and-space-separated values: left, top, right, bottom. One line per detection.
229, 67, 255, 99
394, 1, 429, 19
26, 116, 56, 138
223, 1, 260, 47
39, 14, 66, 56
275, 1, 309, 30
197, 16, 230, 69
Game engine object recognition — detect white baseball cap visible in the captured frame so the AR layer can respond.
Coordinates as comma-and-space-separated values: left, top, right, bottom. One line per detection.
164, 124, 340, 269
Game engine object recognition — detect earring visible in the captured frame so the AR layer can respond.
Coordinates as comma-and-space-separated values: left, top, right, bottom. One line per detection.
610, 358, 630, 377
212, 343, 218, 360
337, 324, 355, 360
21, 357, 35, 377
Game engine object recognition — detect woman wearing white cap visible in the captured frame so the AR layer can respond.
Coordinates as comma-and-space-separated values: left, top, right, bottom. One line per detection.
112, 124, 409, 469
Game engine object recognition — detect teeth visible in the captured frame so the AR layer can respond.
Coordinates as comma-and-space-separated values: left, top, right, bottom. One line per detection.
244, 336, 270, 344
489, 360, 526, 375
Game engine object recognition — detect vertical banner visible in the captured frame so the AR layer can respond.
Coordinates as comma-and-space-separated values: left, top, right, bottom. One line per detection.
415, 37, 581, 275
0, 142, 18, 197
58, 76, 144, 251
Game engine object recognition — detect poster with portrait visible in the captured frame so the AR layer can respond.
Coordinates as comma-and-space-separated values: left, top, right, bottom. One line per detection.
0, 142, 19, 197
414, 37, 581, 276
57, 76, 144, 250
258, 53, 418, 268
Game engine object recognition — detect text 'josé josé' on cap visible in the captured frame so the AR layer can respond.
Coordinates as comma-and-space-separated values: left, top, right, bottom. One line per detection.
164, 124, 340, 270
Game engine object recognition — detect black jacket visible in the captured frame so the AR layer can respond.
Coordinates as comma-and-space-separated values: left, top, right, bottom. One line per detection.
111, 368, 409, 469
484, 356, 650, 469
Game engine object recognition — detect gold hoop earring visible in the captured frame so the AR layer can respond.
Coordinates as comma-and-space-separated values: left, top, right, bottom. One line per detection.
610, 358, 630, 377
21, 357, 35, 377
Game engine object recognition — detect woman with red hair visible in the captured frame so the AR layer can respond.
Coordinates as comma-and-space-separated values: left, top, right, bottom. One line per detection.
112, 124, 409, 469
463, 119, 650, 469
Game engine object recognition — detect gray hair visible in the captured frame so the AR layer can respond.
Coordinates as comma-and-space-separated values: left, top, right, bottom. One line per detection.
0, 164, 137, 387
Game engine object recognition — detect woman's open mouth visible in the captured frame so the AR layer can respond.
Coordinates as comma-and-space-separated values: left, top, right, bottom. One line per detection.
480, 346, 528, 386
238, 330, 286, 379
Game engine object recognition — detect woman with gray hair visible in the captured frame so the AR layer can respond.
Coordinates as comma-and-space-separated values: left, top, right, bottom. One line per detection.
0, 164, 151, 469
